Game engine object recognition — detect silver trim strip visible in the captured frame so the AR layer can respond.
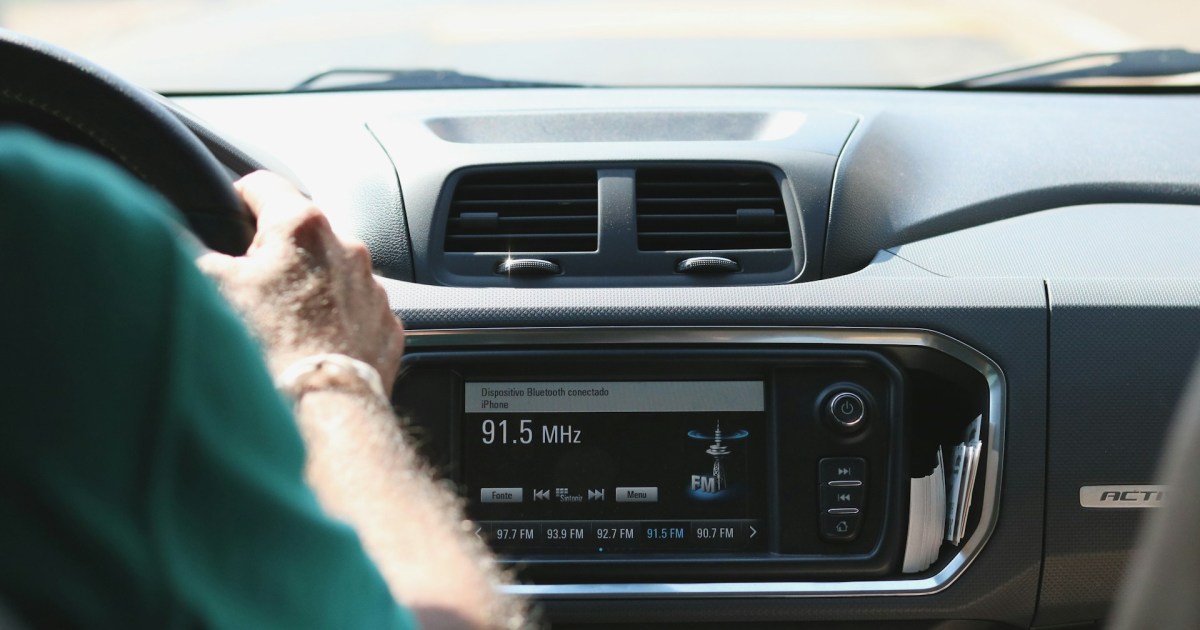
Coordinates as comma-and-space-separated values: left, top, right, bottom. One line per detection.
404, 326, 1006, 599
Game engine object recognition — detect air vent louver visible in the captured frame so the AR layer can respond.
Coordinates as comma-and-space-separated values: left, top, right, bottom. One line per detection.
636, 166, 790, 251
444, 169, 598, 253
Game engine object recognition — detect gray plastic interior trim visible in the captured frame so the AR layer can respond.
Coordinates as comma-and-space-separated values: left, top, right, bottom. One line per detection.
365, 107, 858, 287
404, 326, 1006, 599
886, 203, 1200, 279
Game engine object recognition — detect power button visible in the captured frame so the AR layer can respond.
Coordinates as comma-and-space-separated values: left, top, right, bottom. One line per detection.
827, 391, 867, 432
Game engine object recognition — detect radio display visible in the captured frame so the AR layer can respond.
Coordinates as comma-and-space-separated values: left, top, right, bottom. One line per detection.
462, 380, 767, 554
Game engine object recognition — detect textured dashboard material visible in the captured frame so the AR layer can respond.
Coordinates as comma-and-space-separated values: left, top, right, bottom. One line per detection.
1036, 278, 1200, 627
827, 93, 1200, 277
887, 204, 1200, 279
381, 273, 1048, 627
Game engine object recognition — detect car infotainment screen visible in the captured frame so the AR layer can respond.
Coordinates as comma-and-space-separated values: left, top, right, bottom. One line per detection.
462, 380, 767, 554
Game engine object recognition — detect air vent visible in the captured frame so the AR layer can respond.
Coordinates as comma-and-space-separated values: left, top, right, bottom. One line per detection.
636, 166, 790, 251
444, 169, 598, 253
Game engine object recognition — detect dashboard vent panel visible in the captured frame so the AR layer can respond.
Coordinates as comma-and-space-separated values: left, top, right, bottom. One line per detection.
445, 169, 598, 253
636, 166, 790, 251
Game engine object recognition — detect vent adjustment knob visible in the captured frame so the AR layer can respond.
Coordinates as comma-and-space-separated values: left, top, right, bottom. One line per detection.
676, 256, 741, 274
496, 258, 562, 276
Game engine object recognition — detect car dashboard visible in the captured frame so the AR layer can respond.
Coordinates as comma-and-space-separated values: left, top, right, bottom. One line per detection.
175, 86, 1200, 629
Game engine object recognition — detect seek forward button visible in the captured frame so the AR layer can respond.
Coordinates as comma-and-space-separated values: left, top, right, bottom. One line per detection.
615, 487, 659, 503
480, 488, 524, 503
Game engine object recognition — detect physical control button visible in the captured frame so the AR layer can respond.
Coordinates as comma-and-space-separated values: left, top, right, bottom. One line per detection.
826, 390, 867, 432
820, 484, 865, 510
818, 458, 866, 542
819, 457, 867, 486
820, 512, 862, 541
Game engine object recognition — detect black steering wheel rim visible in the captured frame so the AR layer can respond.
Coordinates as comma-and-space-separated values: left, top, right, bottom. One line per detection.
0, 28, 254, 255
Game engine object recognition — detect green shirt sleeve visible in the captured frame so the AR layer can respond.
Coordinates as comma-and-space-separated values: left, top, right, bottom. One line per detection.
0, 127, 418, 630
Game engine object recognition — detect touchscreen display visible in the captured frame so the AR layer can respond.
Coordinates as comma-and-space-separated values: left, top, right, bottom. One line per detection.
463, 381, 766, 554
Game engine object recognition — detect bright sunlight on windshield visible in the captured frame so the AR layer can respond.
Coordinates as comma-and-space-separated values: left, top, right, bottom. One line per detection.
3, 0, 1199, 92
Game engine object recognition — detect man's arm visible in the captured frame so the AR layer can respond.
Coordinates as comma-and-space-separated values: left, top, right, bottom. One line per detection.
199, 172, 525, 629
297, 389, 523, 629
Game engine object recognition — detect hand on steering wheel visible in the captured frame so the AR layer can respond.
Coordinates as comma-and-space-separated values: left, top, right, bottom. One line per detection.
198, 172, 406, 393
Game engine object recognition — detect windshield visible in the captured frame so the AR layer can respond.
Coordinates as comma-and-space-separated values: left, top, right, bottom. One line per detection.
3, 0, 1198, 93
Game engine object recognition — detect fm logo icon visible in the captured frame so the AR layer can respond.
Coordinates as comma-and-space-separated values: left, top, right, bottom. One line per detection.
686, 421, 750, 501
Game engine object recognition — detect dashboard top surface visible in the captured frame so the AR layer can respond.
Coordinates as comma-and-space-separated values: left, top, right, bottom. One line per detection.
178, 87, 1200, 283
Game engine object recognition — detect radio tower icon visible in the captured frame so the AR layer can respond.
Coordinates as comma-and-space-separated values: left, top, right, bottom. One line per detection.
688, 421, 749, 496
706, 421, 730, 492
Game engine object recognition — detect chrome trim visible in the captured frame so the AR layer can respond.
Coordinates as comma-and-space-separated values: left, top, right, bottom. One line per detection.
828, 391, 867, 428
1079, 485, 1165, 509
404, 326, 1006, 599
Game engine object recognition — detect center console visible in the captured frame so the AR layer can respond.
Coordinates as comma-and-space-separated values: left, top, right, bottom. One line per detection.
394, 327, 1001, 596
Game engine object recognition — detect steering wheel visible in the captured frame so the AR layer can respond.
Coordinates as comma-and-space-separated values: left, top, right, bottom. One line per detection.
0, 29, 254, 255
